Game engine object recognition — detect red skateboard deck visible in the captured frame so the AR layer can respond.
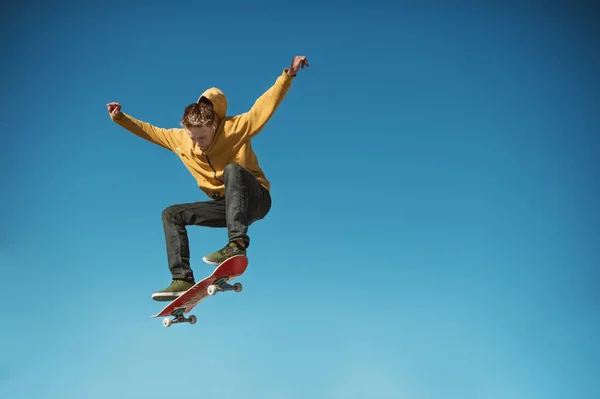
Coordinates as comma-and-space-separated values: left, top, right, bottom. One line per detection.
152, 255, 248, 327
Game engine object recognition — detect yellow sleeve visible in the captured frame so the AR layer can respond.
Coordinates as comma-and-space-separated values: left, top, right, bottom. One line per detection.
229, 69, 295, 139
110, 112, 181, 151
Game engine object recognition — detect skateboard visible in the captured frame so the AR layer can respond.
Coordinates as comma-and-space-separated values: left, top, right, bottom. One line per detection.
152, 255, 248, 328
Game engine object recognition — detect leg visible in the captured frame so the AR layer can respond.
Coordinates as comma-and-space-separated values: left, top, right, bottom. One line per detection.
224, 163, 272, 247
202, 164, 271, 265
161, 199, 226, 281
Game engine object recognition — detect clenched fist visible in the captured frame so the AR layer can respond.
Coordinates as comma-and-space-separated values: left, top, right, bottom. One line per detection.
107, 102, 122, 117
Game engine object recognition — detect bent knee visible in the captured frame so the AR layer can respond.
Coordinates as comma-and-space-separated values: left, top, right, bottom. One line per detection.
162, 205, 182, 223
224, 163, 243, 176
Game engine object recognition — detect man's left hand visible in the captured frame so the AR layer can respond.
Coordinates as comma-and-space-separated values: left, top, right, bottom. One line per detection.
287, 56, 309, 76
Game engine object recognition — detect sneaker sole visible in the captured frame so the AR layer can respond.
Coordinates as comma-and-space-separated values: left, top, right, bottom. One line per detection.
202, 253, 246, 266
202, 256, 220, 265
151, 291, 186, 301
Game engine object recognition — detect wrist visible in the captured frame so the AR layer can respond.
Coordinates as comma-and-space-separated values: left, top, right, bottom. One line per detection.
111, 111, 124, 120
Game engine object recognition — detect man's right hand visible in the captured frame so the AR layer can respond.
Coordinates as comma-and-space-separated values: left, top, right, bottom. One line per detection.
107, 102, 122, 117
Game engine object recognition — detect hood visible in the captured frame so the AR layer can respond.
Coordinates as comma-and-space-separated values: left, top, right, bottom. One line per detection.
197, 88, 227, 120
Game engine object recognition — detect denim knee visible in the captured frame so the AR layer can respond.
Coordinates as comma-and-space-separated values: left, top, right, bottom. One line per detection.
224, 163, 243, 178
162, 205, 183, 225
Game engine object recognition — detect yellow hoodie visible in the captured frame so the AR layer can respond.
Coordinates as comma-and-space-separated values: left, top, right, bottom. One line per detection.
110, 69, 295, 199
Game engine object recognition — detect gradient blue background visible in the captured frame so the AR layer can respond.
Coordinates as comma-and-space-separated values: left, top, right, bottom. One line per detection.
2, 1, 599, 398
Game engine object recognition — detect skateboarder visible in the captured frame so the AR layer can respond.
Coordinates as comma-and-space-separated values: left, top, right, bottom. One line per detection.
107, 56, 309, 301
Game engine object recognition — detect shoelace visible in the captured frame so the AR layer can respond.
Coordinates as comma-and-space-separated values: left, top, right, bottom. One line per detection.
220, 245, 236, 255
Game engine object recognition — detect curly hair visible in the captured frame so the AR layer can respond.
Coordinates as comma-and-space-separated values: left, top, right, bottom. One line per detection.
180, 101, 215, 128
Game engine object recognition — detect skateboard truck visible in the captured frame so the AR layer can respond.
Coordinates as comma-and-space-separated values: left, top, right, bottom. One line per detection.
163, 308, 197, 328
207, 278, 243, 296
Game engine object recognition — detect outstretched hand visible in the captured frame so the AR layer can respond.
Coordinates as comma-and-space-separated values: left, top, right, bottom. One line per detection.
287, 56, 309, 76
107, 102, 122, 117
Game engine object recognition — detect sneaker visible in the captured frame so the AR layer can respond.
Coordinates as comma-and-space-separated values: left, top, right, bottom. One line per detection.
202, 241, 246, 265
151, 279, 194, 301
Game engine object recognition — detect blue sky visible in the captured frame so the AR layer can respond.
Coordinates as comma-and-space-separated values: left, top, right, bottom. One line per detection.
2, 1, 599, 398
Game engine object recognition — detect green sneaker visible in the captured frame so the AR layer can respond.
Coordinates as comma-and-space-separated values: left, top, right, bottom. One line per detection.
151, 279, 194, 301
202, 242, 246, 265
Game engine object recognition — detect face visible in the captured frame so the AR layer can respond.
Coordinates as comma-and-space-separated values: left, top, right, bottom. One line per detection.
186, 124, 216, 151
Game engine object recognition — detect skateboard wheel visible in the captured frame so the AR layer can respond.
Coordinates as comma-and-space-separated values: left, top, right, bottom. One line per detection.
207, 285, 217, 296
189, 315, 197, 325
163, 318, 172, 328
234, 282, 243, 292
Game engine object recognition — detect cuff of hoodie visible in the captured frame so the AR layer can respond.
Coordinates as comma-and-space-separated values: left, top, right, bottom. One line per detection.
282, 68, 297, 79
110, 111, 125, 122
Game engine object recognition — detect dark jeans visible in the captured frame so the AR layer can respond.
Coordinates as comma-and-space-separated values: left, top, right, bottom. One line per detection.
161, 164, 271, 282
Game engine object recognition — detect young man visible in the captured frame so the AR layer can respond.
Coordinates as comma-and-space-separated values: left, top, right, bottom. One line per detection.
106, 56, 309, 301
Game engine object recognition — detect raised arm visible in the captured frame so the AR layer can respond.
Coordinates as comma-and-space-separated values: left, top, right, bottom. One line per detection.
107, 102, 181, 151
229, 56, 309, 140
